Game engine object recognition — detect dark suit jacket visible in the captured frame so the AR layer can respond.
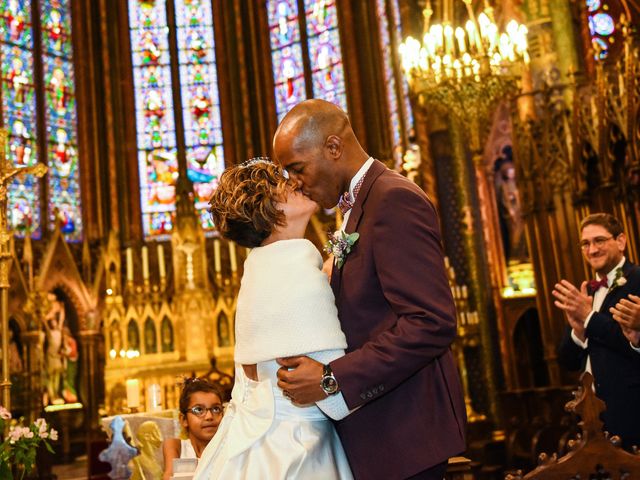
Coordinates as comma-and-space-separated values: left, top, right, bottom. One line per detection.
329, 160, 467, 479
558, 260, 640, 449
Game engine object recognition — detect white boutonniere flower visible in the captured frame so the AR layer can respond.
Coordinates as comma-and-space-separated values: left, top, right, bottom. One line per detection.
609, 267, 627, 291
324, 230, 359, 269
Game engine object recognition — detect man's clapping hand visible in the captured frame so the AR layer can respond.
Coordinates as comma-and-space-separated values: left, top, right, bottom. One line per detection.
552, 280, 593, 341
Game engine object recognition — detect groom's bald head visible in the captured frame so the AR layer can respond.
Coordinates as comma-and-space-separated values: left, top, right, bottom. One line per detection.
272, 100, 367, 209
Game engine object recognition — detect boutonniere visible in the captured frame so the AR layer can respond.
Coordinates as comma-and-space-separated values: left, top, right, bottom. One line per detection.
324, 230, 360, 269
609, 267, 627, 291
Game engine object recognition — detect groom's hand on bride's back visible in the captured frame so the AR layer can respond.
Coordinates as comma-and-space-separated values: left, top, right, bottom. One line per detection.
276, 356, 325, 405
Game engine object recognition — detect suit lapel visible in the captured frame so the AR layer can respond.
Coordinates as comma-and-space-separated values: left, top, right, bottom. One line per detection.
599, 260, 633, 313
330, 160, 387, 297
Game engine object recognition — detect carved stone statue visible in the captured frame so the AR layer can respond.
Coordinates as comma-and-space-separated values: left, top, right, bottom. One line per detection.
99, 416, 139, 480
131, 421, 163, 480
43, 292, 65, 404
61, 326, 78, 403
494, 147, 527, 264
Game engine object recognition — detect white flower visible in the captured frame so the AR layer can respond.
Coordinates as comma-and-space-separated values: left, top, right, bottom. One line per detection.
610, 267, 627, 290
50, 428, 59, 441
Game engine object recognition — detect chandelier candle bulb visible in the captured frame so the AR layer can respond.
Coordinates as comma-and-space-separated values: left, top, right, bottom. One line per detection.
455, 27, 466, 53
444, 24, 455, 55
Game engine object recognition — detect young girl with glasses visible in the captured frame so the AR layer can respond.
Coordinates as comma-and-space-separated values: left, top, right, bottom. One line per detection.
163, 377, 224, 479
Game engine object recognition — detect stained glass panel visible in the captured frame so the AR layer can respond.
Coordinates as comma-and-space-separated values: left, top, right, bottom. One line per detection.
376, 0, 402, 148
591, 13, 614, 36
129, 0, 178, 237
41, 0, 72, 58
304, 0, 347, 111
586, 0, 601, 12
268, 0, 300, 49
268, 0, 306, 120
585, 0, 615, 59
176, 0, 225, 229
1, 0, 41, 237
41, 0, 82, 240
390, 0, 414, 134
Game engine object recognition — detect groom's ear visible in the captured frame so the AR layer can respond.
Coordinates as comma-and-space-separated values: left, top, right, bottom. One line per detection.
325, 135, 342, 159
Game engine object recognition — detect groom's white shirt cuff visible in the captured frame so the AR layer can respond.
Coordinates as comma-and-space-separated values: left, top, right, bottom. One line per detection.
309, 350, 355, 420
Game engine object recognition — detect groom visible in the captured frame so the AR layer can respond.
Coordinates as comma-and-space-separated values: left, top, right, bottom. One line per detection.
274, 99, 466, 480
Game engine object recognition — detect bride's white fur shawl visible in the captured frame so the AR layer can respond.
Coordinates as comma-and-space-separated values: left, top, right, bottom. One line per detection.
233, 239, 347, 364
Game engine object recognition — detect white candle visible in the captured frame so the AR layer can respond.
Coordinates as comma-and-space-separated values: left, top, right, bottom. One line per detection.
142, 246, 149, 280
214, 239, 221, 273
126, 248, 133, 282
228, 241, 237, 273
157, 243, 165, 278
126, 379, 140, 409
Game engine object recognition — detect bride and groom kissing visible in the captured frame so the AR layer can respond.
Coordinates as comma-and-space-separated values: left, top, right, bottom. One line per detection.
193, 99, 467, 480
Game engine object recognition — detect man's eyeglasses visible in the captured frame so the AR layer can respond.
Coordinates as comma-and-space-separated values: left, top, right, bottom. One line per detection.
184, 405, 223, 417
579, 236, 614, 250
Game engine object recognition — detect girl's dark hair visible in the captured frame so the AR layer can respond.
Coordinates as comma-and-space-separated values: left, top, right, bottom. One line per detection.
178, 377, 224, 414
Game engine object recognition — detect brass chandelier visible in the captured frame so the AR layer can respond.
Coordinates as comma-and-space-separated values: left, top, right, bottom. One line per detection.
399, 0, 530, 153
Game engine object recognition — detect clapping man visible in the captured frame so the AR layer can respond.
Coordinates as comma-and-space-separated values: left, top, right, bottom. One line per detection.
553, 213, 640, 449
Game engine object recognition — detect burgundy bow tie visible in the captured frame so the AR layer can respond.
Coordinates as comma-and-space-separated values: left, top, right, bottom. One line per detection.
588, 277, 608, 292
337, 176, 366, 215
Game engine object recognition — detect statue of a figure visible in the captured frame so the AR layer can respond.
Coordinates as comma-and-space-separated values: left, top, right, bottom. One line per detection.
494, 147, 527, 264
9, 328, 22, 373
43, 292, 65, 404
61, 326, 78, 403
99, 416, 139, 480
131, 421, 163, 480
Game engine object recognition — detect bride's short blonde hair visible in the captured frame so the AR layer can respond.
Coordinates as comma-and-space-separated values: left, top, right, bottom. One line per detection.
208, 160, 289, 248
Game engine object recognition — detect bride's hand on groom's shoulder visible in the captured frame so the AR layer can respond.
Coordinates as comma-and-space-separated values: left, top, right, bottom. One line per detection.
276, 356, 326, 405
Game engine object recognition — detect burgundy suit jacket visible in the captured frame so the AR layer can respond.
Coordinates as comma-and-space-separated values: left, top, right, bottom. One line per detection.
330, 160, 467, 479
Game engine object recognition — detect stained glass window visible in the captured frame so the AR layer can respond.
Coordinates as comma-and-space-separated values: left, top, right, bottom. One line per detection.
375, 0, 414, 164
128, 0, 225, 238
0, 0, 82, 240
585, 0, 615, 59
267, 0, 348, 121
41, 0, 82, 240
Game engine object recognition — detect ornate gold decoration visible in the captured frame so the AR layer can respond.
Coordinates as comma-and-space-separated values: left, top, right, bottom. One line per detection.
0, 129, 48, 410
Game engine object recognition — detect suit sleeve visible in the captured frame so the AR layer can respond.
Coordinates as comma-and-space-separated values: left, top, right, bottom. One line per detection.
330, 186, 457, 409
557, 325, 587, 372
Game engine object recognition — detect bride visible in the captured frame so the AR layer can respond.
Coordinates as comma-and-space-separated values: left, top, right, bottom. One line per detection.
194, 158, 353, 479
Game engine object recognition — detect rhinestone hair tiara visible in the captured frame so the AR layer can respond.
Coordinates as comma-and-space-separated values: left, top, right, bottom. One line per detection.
239, 156, 289, 178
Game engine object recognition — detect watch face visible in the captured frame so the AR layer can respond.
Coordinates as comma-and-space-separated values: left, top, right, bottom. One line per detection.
322, 376, 338, 394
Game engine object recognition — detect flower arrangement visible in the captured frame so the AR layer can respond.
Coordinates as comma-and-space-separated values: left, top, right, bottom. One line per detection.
324, 230, 360, 269
0, 406, 58, 479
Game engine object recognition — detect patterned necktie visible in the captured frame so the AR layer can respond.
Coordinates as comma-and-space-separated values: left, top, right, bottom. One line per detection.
588, 277, 608, 292
337, 175, 366, 215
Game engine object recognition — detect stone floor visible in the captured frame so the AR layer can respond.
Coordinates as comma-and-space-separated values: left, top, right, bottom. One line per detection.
51, 455, 88, 480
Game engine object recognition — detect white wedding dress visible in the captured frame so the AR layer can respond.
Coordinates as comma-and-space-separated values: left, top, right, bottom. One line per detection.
194, 239, 353, 480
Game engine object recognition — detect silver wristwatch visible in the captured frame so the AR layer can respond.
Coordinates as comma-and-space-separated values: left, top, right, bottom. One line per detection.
320, 364, 339, 395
